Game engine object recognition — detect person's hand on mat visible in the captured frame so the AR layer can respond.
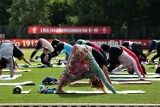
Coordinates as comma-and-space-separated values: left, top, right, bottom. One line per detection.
29, 59, 34, 62
139, 78, 144, 81
28, 62, 32, 65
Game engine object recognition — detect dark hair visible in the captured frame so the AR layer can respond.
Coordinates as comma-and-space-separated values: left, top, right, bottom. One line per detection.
101, 44, 110, 52
55, 42, 64, 52
51, 39, 60, 48
91, 79, 100, 87
75, 39, 83, 44
13, 45, 24, 58
122, 41, 129, 47
0, 57, 8, 69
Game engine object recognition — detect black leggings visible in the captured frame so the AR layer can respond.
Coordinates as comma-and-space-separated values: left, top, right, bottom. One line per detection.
92, 49, 106, 68
13, 45, 24, 58
148, 40, 156, 53
151, 42, 160, 61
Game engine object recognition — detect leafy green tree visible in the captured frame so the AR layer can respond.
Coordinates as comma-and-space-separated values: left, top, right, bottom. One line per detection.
7, 0, 51, 38
49, 0, 71, 26
107, 0, 151, 39
0, 0, 12, 25
2, 0, 160, 39
8, 0, 50, 26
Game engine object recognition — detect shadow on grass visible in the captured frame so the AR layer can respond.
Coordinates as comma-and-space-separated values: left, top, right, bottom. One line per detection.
149, 66, 155, 69
56, 92, 104, 98
68, 84, 89, 87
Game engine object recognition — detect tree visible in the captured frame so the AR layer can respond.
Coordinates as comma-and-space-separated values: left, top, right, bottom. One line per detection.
0, 0, 12, 26
8, 0, 50, 26
2, 0, 160, 39
49, 0, 71, 26
7, 0, 51, 38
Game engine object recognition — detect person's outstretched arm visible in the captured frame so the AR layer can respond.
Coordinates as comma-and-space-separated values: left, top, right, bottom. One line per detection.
22, 56, 31, 65
97, 66, 117, 94
102, 65, 112, 84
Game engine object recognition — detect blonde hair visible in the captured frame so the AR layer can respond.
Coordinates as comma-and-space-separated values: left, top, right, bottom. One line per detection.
91, 78, 108, 93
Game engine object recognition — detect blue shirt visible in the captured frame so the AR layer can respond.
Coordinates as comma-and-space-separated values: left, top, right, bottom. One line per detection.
60, 42, 73, 54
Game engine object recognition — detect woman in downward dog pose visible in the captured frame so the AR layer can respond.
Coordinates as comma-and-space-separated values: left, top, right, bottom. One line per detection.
122, 41, 146, 63
106, 45, 145, 79
40, 47, 53, 67
145, 40, 160, 65
51, 41, 73, 61
0, 41, 31, 77
29, 38, 54, 62
56, 44, 116, 94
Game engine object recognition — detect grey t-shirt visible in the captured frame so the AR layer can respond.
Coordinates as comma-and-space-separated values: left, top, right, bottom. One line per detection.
0, 42, 14, 77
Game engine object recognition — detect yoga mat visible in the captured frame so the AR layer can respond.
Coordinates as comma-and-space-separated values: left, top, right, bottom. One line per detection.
70, 81, 152, 85
35, 56, 65, 62
0, 81, 35, 86
18, 64, 47, 68
113, 81, 151, 84
0, 74, 22, 80
19, 63, 65, 68
13, 86, 31, 94
110, 74, 160, 78
111, 78, 160, 81
111, 72, 158, 75
65, 90, 145, 94
2, 69, 31, 72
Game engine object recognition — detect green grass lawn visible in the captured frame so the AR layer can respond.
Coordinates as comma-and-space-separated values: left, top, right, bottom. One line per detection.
0, 49, 160, 104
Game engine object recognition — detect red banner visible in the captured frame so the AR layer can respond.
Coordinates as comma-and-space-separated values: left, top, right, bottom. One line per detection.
28, 26, 111, 34
89, 39, 150, 49
0, 39, 68, 48
0, 39, 151, 49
